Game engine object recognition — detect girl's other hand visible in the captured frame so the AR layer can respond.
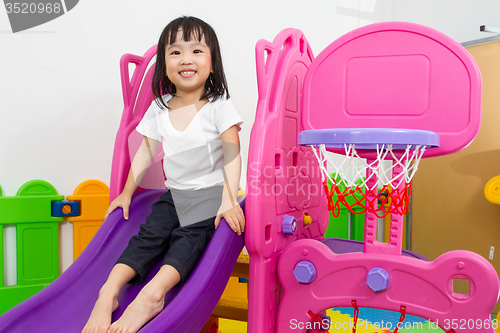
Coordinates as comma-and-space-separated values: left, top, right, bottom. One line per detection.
214, 203, 245, 236
104, 193, 132, 220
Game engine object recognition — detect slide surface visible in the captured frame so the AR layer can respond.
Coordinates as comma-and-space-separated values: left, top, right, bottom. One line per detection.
0, 189, 244, 333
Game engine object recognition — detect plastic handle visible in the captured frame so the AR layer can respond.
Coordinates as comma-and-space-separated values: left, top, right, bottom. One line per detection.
255, 40, 275, 98
118, 44, 157, 125
120, 53, 146, 108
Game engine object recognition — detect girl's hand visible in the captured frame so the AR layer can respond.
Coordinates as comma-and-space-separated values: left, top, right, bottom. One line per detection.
104, 193, 132, 220
214, 203, 245, 236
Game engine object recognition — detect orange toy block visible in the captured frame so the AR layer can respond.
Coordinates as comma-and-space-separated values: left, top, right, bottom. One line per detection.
67, 180, 109, 260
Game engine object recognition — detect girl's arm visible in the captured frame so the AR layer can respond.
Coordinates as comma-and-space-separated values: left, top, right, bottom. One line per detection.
105, 136, 159, 220
215, 125, 245, 235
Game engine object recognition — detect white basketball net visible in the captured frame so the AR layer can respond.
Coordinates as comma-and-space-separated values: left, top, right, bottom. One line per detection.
311, 143, 427, 192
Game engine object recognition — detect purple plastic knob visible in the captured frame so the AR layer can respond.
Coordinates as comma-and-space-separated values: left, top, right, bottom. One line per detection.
366, 267, 390, 292
282, 215, 297, 236
293, 260, 316, 284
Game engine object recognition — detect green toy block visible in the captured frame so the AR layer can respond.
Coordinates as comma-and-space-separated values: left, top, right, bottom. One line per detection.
0, 284, 48, 314
0, 223, 3, 288
0, 180, 64, 315
16, 222, 60, 286
325, 174, 366, 241
0, 180, 64, 224
350, 207, 365, 241
324, 209, 349, 239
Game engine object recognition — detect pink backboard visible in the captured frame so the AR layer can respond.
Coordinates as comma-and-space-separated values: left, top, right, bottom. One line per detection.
301, 22, 482, 158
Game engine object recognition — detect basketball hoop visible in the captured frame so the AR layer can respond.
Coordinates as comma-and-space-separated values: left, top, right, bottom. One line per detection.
298, 128, 439, 218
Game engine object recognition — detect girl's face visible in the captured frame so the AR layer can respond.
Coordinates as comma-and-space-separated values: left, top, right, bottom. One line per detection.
165, 30, 212, 98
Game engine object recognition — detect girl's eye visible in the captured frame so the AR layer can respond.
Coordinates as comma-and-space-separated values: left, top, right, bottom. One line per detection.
193, 49, 201, 54
171, 51, 180, 55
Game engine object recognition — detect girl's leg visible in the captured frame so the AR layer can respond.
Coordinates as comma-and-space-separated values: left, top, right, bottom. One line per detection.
116, 191, 180, 285
108, 265, 181, 333
108, 217, 217, 333
83, 191, 177, 333
82, 264, 137, 333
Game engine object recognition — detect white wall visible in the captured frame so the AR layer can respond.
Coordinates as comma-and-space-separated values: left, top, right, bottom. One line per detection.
1, 0, 500, 277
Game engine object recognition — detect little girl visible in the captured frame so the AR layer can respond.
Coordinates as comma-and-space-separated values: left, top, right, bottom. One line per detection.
82, 16, 245, 333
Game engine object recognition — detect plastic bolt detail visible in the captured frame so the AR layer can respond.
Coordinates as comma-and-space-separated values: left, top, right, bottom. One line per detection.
366, 267, 391, 292
282, 215, 297, 236
51, 201, 80, 217
303, 214, 312, 225
293, 260, 316, 284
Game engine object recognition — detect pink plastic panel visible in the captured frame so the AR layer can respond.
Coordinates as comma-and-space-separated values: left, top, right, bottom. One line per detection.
109, 45, 166, 202
277, 240, 499, 332
245, 29, 328, 333
301, 22, 482, 158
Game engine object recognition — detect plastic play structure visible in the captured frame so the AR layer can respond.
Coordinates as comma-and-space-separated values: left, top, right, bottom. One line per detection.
246, 22, 498, 333
0, 179, 109, 314
0, 21, 498, 332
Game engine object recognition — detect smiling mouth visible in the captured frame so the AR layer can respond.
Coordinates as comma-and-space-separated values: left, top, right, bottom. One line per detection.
179, 71, 196, 77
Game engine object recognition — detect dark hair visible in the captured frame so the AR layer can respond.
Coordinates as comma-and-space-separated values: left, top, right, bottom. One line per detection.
152, 16, 230, 109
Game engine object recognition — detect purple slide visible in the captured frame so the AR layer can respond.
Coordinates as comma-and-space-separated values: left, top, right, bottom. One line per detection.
0, 189, 245, 333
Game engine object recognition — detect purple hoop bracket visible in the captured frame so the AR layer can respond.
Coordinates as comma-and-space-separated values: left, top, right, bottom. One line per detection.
298, 128, 440, 150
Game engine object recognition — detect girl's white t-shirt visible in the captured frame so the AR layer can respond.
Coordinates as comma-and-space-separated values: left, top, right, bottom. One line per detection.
136, 94, 243, 191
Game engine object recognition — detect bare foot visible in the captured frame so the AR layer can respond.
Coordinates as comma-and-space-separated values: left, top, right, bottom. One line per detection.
108, 287, 164, 333
82, 293, 119, 333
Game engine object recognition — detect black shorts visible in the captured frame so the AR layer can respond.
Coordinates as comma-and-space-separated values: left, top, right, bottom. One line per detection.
116, 187, 222, 284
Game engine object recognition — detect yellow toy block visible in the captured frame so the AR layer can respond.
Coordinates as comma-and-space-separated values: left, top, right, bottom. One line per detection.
485, 175, 500, 205
496, 310, 500, 333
